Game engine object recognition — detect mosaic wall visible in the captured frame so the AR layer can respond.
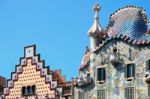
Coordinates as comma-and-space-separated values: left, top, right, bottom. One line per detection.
75, 5, 150, 99
75, 40, 150, 99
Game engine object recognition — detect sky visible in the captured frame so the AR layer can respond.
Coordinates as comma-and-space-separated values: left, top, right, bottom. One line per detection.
0, 0, 149, 81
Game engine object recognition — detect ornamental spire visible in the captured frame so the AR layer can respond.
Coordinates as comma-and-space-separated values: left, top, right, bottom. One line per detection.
94, 3, 100, 19
88, 3, 105, 51
88, 3, 103, 36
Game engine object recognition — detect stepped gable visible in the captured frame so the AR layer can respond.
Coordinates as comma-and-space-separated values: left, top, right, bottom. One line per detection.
2, 45, 62, 98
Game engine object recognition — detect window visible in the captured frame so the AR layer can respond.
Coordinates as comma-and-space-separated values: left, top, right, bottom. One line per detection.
62, 86, 71, 95
146, 60, 150, 71
128, 48, 132, 60
97, 68, 106, 83
22, 86, 26, 95
79, 91, 84, 99
113, 48, 117, 53
125, 87, 134, 99
84, 92, 89, 99
22, 85, 36, 96
126, 64, 135, 80
87, 73, 90, 77
97, 90, 105, 99
31, 85, 36, 94
27, 86, 30, 94
148, 86, 150, 97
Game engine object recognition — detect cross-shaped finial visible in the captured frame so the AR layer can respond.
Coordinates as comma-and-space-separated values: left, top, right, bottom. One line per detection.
93, 3, 101, 18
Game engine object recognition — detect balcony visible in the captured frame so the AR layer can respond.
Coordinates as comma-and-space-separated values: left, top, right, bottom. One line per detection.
72, 76, 92, 87
61, 82, 72, 97
110, 54, 119, 63
62, 90, 72, 97
145, 70, 150, 84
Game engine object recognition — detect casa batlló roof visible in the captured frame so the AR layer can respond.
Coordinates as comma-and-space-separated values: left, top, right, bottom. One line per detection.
80, 5, 150, 70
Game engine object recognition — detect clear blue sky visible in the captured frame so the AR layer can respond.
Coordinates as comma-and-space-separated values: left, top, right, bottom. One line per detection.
0, 0, 149, 81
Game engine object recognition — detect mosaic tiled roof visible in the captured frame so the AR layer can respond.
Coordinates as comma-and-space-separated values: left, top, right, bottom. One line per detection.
107, 6, 150, 42
80, 5, 150, 71
80, 51, 91, 70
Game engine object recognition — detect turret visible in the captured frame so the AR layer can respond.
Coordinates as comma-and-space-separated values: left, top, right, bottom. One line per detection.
88, 3, 105, 51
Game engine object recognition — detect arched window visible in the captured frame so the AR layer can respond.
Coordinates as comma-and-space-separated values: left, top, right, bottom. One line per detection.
27, 86, 31, 95
25, 87, 28, 95
22, 86, 26, 95
32, 85, 36, 94
22, 85, 36, 96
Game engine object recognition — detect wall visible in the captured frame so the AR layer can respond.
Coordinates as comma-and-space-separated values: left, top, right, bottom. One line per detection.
75, 40, 150, 99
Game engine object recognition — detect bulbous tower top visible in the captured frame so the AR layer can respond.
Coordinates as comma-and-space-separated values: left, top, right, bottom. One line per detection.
88, 3, 104, 36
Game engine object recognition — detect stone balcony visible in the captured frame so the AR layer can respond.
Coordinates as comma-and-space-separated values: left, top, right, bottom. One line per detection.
61, 82, 72, 97
72, 76, 93, 87
110, 53, 120, 63
62, 90, 72, 97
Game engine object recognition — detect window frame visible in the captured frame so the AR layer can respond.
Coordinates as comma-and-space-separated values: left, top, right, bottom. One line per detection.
125, 63, 135, 81
22, 86, 26, 96
146, 60, 150, 71
79, 91, 84, 99
125, 87, 134, 99
148, 86, 150, 97
22, 85, 36, 96
97, 90, 106, 99
97, 67, 106, 84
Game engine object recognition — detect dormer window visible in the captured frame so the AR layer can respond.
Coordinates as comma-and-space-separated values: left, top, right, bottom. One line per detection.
110, 47, 120, 64
87, 73, 90, 77
126, 64, 135, 81
113, 48, 117, 53
97, 68, 106, 84
146, 60, 150, 71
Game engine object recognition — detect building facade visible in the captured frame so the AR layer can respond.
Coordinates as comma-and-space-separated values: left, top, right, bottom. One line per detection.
1, 3, 150, 99
1, 45, 70, 99
0, 76, 6, 96
72, 4, 150, 99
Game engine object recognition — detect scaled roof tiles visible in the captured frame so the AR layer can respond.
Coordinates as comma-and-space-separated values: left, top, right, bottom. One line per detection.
79, 6, 150, 70
80, 51, 92, 70
107, 6, 150, 41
